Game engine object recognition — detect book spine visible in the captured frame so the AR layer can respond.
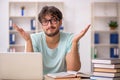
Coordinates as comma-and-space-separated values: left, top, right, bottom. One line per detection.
9, 19, 13, 30
9, 33, 15, 44
110, 47, 119, 58
21, 6, 25, 16
110, 33, 119, 44
94, 33, 99, 44
31, 19, 36, 30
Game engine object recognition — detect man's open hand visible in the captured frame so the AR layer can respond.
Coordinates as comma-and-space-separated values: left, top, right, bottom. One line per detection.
13, 24, 31, 42
72, 24, 91, 43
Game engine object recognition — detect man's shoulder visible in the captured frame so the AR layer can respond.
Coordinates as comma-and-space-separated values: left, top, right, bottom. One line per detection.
60, 32, 74, 39
31, 32, 44, 37
60, 31, 73, 36
30, 32, 45, 39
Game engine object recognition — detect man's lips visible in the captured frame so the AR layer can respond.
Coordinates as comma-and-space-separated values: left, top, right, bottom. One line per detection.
47, 27, 56, 30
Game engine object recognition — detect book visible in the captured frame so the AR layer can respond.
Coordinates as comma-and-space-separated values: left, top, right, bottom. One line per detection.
110, 47, 119, 58
110, 33, 119, 44
31, 19, 36, 30
47, 71, 80, 78
94, 63, 120, 68
45, 71, 90, 80
9, 33, 15, 44
44, 75, 81, 80
93, 72, 120, 77
92, 58, 120, 64
91, 76, 120, 80
94, 33, 99, 44
9, 19, 13, 30
94, 68, 120, 73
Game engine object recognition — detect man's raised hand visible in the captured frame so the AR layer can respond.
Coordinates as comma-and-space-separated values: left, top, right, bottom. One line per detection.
13, 24, 31, 42
72, 24, 91, 43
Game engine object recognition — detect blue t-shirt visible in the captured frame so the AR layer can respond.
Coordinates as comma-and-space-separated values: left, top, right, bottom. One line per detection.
30, 31, 74, 75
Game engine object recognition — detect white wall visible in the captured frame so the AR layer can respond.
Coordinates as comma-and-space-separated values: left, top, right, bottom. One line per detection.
0, 0, 91, 73
0, 0, 9, 52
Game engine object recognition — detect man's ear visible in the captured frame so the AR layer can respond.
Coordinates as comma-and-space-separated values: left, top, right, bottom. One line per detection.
59, 20, 62, 25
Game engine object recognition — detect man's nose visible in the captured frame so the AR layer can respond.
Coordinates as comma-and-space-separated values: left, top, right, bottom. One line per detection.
47, 21, 52, 27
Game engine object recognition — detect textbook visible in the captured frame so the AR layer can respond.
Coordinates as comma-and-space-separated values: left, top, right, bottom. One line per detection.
45, 71, 90, 80
91, 76, 120, 80
93, 72, 120, 77
92, 58, 120, 64
94, 68, 120, 73
44, 75, 81, 80
94, 64, 120, 68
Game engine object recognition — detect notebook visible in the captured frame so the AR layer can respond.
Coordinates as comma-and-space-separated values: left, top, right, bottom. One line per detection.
0, 52, 43, 80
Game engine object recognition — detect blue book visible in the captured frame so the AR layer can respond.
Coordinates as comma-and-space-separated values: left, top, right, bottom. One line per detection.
21, 7, 25, 16
31, 19, 36, 30
110, 48, 119, 58
94, 33, 99, 44
110, 33, 119, 44
9, 34, 15, 44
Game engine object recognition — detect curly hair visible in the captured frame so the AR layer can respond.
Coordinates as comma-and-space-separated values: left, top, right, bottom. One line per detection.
38, 6, 63, 23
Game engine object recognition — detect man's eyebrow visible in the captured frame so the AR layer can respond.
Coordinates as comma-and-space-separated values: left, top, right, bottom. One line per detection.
42, 17, 56, 20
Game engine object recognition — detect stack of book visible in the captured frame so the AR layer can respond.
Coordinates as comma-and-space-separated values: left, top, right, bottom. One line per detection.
91, 58, 120, 80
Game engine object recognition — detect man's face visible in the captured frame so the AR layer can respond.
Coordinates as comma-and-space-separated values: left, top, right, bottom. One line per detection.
41, 15, 62, 37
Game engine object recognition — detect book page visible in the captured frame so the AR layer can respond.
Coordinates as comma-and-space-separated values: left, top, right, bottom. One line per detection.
47, 72, 76, 78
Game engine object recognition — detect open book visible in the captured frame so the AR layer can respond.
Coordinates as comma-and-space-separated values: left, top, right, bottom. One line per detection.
46, 71, 90, 79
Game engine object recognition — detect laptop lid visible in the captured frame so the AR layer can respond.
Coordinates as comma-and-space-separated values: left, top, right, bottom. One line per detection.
0, 52, 43, 80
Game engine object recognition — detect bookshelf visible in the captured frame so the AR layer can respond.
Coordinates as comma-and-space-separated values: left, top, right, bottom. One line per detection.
91, 1, 120, 79
9, 1, 64, 52
91, 1, 120, 59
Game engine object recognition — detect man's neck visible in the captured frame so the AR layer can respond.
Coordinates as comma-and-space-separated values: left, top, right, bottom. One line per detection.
46, 33, 60, 44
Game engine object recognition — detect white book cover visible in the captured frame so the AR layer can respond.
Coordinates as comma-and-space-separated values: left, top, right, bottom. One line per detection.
94, 64, 120, 68
91, 76, 120, 80
92, 58, 120, 64
93, 72, 120, 77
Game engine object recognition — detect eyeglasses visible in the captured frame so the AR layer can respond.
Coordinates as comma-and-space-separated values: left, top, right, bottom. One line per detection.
41, 18, 59, 26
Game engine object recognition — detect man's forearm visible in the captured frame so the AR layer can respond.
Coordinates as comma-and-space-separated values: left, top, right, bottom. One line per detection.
26, 40, 33, 52
66, 42, 81, 71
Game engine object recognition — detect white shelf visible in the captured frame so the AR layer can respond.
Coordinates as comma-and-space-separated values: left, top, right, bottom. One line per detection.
10, 44, 25, 47
10, 16, 36, 18
91, 1, 120, 59
93, 30, 119, 33
92, 44, 119, 47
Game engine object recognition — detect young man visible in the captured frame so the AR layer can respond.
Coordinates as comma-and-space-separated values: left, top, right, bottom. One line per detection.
13, 6, 90, 75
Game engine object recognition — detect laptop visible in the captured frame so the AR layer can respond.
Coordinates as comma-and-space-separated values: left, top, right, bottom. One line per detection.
0, 52, 43, 80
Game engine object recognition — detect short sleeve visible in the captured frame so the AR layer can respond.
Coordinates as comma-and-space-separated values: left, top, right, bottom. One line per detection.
66, 34, 80, 54
30, 34, 39, 52
66, 34, 74, 53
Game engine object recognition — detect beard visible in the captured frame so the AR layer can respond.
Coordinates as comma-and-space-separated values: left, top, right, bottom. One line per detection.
45, 27, 59, 37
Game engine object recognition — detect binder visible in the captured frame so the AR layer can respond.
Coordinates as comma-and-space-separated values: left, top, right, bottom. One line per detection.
9, 33, 15, 44
9, 19, 13, 30
110, 33, 119, 44
110, 47, 119, 58
94, 33, 99, 44
31, 19, 36, 30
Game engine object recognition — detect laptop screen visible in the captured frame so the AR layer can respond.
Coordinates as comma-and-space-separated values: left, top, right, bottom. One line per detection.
0, 52, 43, 80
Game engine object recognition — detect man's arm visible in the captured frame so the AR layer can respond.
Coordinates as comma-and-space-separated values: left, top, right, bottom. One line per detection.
66, 24, 90, 71
66, 42, 81, 71
26, 40, 33, 52
13, 24, 33, 52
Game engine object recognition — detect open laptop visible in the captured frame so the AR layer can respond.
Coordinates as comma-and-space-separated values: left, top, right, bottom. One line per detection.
0, 52, 43, 80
